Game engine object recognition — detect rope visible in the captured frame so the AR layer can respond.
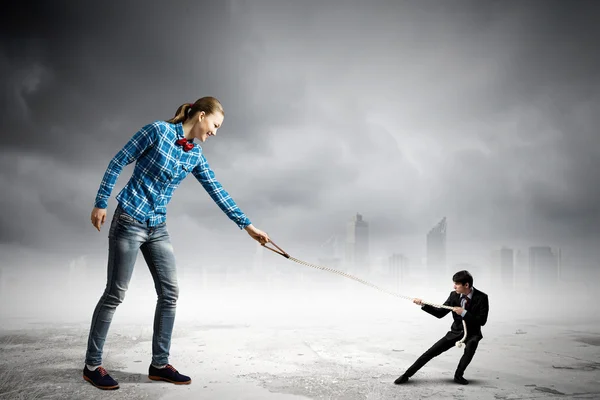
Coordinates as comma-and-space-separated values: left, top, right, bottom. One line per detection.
262, 241, 468, 348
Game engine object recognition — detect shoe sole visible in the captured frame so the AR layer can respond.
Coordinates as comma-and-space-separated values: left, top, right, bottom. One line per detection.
83, 375, 120, 390
148, 375, 192, 385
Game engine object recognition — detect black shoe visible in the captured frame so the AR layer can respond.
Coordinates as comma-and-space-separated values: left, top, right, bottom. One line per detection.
394, 374, 409, 384
148, 364, 191, 385
454, 375, 469, 385
83, 366, 119, 390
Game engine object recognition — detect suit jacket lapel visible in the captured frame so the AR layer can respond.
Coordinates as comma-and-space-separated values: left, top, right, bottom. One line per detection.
469, 288, 479, 309
454, 292, 462, 306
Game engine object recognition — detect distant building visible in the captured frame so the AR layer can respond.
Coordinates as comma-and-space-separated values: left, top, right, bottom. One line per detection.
345, 213, 369, 271
491, 247, 514, 288
514, 249, 529, 289
426, 217, 447, 278
389, 253, 410, 291
529, 246, 560, 289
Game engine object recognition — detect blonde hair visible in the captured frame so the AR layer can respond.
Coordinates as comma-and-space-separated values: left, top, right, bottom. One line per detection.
166, 96, 225, 124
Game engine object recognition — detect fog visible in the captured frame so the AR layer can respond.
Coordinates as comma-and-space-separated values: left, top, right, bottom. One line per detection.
2, 251, 598, 328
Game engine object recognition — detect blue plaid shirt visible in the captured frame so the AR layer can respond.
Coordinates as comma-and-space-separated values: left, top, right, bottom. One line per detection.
94, 121, 252, 229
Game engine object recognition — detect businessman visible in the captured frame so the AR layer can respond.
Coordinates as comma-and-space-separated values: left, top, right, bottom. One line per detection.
394, 270, 489, 385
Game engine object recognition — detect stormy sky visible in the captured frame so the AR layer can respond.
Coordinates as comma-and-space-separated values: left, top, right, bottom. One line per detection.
1, 0, 599, 271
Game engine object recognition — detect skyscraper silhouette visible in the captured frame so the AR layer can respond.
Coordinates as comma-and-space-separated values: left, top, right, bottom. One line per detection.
426, 217, 447, 281
514, 249, 529, 289
345, 213, 369, 272
491, 247, 515, 289
389, 253, 410, 291
529, 246, 560, 290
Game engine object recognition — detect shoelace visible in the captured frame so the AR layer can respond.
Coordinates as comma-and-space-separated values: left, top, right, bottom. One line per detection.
97, 367, 108, 377
166, 364, 177, 373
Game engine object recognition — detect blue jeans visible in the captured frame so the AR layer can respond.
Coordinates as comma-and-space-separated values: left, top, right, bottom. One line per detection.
85, 206, 179, 367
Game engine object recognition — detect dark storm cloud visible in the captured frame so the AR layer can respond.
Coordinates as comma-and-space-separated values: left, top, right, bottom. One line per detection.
1, 1, 236, 160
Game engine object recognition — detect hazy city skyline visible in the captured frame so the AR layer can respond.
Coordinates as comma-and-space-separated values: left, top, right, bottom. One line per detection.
319, 211, 565, 290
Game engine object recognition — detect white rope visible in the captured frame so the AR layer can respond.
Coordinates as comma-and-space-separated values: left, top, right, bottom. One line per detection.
263, 242, 469, 347
282, 254, 468, 348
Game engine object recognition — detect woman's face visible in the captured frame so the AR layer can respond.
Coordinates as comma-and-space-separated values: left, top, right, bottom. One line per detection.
193, 111, 224, 142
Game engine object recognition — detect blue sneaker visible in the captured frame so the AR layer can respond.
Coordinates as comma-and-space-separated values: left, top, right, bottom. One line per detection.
148, 364, 191, 385
83, 366, 119, 390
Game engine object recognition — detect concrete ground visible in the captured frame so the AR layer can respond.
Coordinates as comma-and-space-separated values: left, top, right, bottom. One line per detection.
2, 291, 599, 400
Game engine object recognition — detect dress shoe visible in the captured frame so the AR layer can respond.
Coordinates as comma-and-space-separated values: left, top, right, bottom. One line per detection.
148, 364, 191, 385
83, 366, 119, 390
453, 375, 469, 385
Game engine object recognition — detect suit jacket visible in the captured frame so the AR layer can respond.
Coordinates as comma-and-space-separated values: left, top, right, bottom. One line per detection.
421, 288, 489, 340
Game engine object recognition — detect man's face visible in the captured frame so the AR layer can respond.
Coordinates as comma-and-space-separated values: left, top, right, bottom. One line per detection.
453, 282, 470, 294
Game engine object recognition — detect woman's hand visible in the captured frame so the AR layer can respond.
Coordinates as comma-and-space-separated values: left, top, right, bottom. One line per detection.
91, 207, 107, 232
244, 224, 270, 245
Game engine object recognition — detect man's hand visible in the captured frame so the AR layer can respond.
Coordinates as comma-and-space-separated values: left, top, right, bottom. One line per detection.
453, 306, 464, 315
413, 298, 423, 306
91, 207, 107, 232
244, 224, 270, 245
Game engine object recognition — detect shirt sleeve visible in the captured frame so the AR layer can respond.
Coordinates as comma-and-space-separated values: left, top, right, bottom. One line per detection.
421, 292, 454, 319
191, 154, 252, 229
93, 122, 160, 209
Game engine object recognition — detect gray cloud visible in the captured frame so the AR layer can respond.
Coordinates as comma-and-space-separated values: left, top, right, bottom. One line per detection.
1, 0, 600, 269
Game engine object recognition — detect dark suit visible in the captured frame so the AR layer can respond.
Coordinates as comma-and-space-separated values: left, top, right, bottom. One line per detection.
404, 288, 489, 378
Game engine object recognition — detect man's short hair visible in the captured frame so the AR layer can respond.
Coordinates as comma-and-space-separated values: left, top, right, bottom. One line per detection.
453, 270, 474, 287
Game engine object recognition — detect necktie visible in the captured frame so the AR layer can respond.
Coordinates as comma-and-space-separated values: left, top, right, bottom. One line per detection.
462, 295, 470, 310
175, 138, 194, 152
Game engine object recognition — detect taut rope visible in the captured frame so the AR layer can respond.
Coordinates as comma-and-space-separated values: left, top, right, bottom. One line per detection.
262, 241, 468, 348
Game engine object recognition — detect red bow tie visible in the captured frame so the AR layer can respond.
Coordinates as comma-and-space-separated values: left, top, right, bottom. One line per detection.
175, 138, 194, 152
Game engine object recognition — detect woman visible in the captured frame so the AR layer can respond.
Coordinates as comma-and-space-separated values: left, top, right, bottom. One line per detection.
83, 97, 270, 390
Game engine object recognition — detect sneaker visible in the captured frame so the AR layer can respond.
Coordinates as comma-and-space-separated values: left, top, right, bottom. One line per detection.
82, 366, 119, 390
148, 364, 191, 385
